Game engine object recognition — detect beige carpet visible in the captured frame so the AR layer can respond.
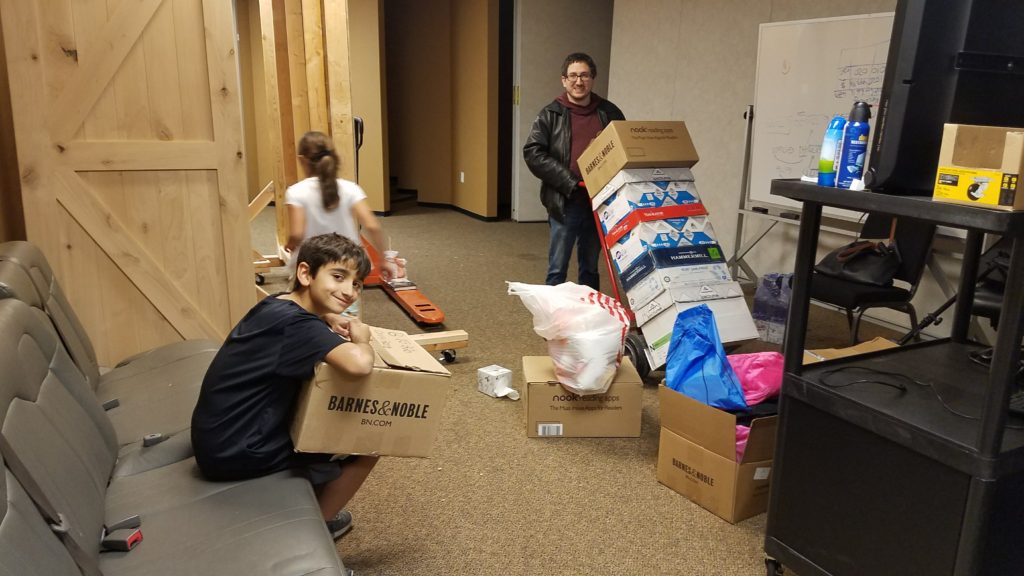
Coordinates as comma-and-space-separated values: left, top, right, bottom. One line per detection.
252, 204, 898, 576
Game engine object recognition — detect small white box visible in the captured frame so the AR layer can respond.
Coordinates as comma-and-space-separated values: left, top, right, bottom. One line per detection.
477, 365, 518, 400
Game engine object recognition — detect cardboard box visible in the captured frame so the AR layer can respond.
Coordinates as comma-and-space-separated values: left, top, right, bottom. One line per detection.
291, 327, 451, 457
591, 167, 696, 207
641, 298, 759, 369
620, 244, 729, 295
802, 337, 898, 364
624, 261, 733, 311
933, 123, 1024, 210
595, 180, 701, 233
477, 364, 519, 400
602, 203, 708, 240
633, 281, 744, 327
609, 216, 720, 273
657, 386, 777, 524
522, 356, 643, 438
578, 121, 699, 198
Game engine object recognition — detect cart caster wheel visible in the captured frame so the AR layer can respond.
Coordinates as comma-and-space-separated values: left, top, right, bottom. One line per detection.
624, 332, 651, 380
255, 273, 266, 286
439, 349, 456, 364
765, 557, 784, 576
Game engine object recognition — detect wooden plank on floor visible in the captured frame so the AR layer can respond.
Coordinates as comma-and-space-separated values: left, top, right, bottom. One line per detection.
409, 330, 469, 351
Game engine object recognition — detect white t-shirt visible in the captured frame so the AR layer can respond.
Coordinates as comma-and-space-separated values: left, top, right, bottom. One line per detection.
284, 177, 368, 244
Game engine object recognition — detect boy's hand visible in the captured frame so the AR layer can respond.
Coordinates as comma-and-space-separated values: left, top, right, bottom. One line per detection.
323, 313, 366, 341
346, 317, 371, 344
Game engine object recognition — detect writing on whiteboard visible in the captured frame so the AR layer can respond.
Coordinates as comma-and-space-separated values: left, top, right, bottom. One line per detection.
832, 41, 889, 104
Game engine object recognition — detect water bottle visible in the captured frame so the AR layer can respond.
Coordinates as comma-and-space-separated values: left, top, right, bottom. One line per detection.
837, 101, 871, 189
817, 115, 847, 187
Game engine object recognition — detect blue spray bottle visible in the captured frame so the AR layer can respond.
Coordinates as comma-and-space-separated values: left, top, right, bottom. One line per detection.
817, 115, 847, 187
837, 101, 872, 189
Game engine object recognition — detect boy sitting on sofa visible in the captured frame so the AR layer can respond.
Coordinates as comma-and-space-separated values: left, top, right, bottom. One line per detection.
191, 232, 377, 539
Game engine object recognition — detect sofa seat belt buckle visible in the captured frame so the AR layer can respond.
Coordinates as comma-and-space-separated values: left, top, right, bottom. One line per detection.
101, 527, 143, 552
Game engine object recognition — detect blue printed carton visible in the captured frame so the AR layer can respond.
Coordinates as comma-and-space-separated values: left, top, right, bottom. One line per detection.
609, 217, 720, 274
591, 167, 697, 207
596, 180, 702, 235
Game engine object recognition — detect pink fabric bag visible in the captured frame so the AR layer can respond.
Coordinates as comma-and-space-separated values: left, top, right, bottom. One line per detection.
727, 351, 784, 406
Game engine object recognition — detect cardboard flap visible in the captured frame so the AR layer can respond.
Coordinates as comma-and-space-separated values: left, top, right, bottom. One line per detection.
740, 416, 778, 463
369, 326, 450, 375
523, 356, 640, 386
523, 356, 559, 384
658, 385, 738, 459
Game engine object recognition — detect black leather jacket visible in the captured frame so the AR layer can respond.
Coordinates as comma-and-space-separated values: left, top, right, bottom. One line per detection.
523, 97, 625, 222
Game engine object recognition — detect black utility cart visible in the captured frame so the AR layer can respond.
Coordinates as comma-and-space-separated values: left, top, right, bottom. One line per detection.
763, 180, 1024, 576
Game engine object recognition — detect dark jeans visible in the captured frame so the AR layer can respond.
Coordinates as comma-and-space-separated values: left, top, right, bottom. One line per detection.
546, 197, 601, 290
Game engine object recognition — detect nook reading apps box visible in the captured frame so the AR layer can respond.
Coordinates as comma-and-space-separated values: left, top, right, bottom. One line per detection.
291, 327, 451, 457
522, 356, 642, 438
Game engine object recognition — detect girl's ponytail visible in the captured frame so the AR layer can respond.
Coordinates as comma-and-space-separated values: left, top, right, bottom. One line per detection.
297, 131, 340, 211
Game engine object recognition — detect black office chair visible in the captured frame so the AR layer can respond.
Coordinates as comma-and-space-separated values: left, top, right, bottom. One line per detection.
810, 212, 937, 344
972, 237, 1011, 330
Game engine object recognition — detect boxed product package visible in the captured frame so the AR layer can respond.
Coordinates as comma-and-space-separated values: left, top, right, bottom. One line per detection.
595, 179, 702, 233
633, 281, 745, 327
641, 297, 758, 369
291, 327, 451, 457
601, 203, 707, 239
933, 123, 1024, 211
802, 337, 898, 364
619, 244, 728, 295
477, 364, 519, 400
608, 216, 720, 274
522, 356, 642, 438
578, 121, 699, 197
591, 167, 696, 207
657, 385, 777, 524
624, 261, 734, 311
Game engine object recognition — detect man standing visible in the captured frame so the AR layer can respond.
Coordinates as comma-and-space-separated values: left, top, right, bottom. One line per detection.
524, 52, 624, 291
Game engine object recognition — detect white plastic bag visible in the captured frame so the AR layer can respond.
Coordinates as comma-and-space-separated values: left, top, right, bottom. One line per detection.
508, 282, 629, 395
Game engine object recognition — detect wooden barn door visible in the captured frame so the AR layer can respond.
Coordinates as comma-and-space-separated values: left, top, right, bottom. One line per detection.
0, 0, 251, 365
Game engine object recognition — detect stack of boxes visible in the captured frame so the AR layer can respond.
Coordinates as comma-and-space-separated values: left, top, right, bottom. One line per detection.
579, 121, 758, 369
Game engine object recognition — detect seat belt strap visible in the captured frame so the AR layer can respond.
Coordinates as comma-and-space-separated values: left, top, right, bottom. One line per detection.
0, 433, 105, 576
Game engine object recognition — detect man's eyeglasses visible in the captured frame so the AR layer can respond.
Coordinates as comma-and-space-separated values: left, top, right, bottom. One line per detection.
564, 73, 592, 82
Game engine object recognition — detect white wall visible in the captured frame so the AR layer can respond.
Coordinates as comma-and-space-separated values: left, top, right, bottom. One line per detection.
608, 0, 968, 339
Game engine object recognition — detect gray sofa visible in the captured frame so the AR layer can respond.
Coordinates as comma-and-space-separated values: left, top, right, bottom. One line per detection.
0, 242, 349, 576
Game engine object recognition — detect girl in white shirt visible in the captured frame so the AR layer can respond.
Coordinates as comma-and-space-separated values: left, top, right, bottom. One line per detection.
284, 131, 393, 315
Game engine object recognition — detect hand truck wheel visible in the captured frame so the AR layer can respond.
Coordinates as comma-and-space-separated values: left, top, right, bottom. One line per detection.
624, 331, 651, 380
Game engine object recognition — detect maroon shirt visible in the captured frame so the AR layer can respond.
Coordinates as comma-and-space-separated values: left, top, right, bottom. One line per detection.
558, 92, 604, 180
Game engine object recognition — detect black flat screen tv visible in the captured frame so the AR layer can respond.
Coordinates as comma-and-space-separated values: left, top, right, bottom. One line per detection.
864, 0, 1024, 195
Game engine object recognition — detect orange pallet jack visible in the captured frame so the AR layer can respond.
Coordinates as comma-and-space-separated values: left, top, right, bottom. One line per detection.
361, 238, 445, 326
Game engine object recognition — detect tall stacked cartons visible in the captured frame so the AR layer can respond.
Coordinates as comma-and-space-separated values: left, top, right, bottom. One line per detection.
579, 121, 758, 369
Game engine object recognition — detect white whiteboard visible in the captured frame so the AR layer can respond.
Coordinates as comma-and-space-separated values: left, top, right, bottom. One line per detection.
747, 13, 894, 221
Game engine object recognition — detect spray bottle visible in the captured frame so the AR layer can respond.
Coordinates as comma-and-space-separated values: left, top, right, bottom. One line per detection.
837, 101, 872, 189
817, 115, 847, 187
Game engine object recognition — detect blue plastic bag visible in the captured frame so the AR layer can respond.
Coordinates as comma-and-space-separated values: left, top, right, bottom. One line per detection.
665, 304, 748, 411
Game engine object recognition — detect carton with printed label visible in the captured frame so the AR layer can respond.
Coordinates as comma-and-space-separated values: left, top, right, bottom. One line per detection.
609, 216, 721, 273
578, 121, 699, 198
591, 167, 696, 207
932, 123, 1024, 211
291, 327, 451, 457
522, 356, 642, 438
657, 386, 777, 524
624, 261, 734, 311
596, 180, 702, 234
641, 297, 759, 369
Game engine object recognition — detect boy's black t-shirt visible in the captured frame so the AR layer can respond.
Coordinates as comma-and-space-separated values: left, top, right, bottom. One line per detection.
191, 294, 344, 480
